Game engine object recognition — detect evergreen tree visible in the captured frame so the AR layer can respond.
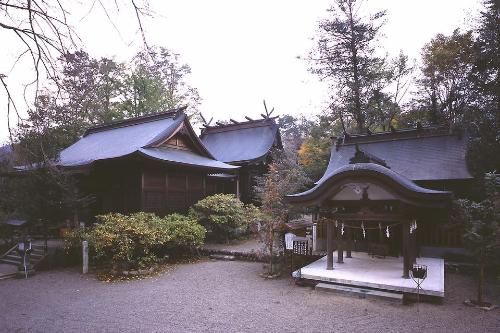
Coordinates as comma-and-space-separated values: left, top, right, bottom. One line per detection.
310, 0, 388, 133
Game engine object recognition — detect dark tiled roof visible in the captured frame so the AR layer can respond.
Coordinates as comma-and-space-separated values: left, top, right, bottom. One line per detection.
200, 118, 281, 164
57, 109, 236, 170
318, 127, 472, 183
287, 163, 451, 205
138, 148, 239, 170
293, 163, 450, 199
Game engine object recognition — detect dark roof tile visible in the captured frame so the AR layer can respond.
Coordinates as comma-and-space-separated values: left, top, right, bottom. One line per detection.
319, 130, 471, 183
200, 118, 280, 164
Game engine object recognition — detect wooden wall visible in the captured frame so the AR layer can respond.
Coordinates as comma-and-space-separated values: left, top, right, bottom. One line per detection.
81, 156, 238, 218
141, 170, 210, 214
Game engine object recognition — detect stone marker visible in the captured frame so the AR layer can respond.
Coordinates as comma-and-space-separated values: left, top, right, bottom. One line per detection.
82, 240, 88, 274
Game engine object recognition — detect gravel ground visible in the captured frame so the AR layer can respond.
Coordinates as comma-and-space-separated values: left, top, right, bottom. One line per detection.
0, 260, 498, 333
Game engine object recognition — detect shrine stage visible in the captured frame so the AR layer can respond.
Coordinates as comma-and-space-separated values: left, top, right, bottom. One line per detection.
293, 252, 444, 298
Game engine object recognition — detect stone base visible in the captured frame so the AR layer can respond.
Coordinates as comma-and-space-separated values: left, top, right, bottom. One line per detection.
316, 282, 403, 303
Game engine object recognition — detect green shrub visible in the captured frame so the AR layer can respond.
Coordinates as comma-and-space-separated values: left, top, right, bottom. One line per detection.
157, 213, 206, 251
189, 194, 262, 242
64, 212, 207, 270
67, 212, 167, 270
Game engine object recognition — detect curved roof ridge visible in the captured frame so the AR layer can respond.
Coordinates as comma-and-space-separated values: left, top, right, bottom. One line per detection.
328, 163, 447, 194
287, 162, 451, 207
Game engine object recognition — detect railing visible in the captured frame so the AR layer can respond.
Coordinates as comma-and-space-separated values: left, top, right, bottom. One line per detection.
0, 244, 17, 259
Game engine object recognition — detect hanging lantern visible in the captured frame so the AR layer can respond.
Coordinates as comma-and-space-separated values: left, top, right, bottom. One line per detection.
361, 222, 366, 239
341, 223, 345, 236
386, 225, 390, 238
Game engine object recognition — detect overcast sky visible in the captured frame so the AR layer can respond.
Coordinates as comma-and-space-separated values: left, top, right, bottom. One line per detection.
0, 0, 480, 143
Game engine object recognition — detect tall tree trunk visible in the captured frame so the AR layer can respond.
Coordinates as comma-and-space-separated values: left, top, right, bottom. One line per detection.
348, 3, 364, 132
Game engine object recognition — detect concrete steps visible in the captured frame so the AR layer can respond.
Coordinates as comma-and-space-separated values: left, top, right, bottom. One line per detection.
315, 282, 403, 303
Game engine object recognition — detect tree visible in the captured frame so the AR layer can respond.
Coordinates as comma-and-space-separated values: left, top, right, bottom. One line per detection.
60, 51, 126, 126
470, 0, 500, 126
467, 0, 500, 176
367, 51, 414, 131
0, 0, 151, 137
310, 0, 388, 133
120, 47, 202, 121
413, 29, 476, 125
14, 51, 127, 162
278, 114, 314, 150
254, 149, 311, 275
453, 173, 500, 306
297, 113, 342, 181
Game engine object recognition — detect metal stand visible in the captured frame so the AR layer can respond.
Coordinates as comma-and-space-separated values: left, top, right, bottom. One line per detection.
23, 254, 28, 279
410, 264, 428, 310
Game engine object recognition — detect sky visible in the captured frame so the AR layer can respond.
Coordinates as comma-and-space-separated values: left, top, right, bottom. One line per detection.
0, 0, 481, 143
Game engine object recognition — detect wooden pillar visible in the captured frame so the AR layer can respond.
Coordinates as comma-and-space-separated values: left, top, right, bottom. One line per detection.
346, 227, 352, 258
337, 221, 344, 264
326, 220, 334, 270
312, 223, 317, 252
402, 221, 410, 278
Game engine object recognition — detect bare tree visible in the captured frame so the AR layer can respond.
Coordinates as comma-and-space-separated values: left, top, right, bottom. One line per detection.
0, 0, 152, 140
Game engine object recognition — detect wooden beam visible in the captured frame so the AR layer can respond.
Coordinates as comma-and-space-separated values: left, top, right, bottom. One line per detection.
244, 116, 253, 121
230, 119, 239, 124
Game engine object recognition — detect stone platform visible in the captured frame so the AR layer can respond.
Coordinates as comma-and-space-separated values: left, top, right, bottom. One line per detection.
293, 252, 444, 297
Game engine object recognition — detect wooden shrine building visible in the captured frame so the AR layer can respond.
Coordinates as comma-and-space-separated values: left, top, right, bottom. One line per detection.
286, 126, 471, 295
57, 108, 238, 219
200, 117, 282, 203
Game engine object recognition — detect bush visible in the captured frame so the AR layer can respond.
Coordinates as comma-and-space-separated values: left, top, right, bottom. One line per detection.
96, 212, 167, 269
189, 194, 261, 242
64, 212, 207, 270
156, 213, 206, 253
66, 212, 167, 270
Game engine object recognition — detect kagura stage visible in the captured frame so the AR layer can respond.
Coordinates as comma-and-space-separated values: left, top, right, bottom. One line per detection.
293, 251, 444, 298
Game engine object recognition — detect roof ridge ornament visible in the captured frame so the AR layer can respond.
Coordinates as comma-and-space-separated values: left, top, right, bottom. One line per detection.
262, 99, 275, 119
